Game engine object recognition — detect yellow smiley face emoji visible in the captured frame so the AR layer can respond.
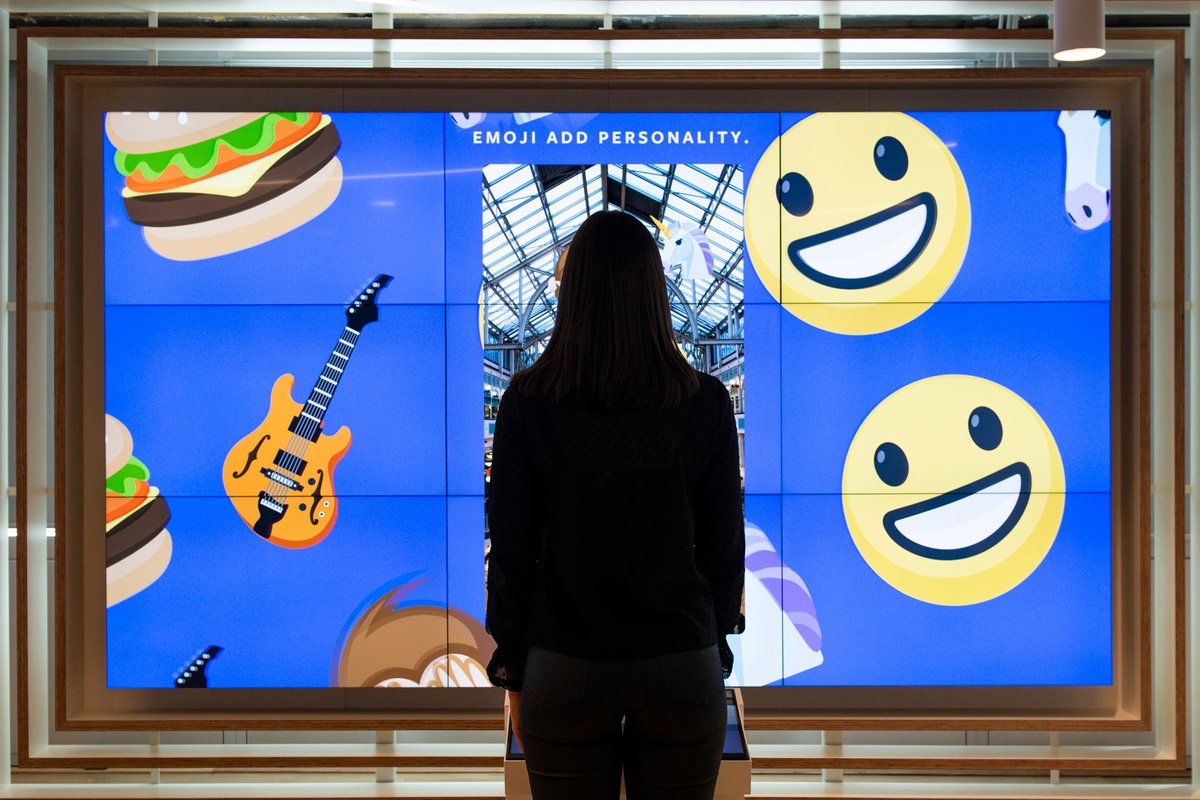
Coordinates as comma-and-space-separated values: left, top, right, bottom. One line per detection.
746, 113, 971, 335
842, 375, 1065, 605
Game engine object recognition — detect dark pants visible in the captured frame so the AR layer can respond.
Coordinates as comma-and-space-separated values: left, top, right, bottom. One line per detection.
519, 645, 728, 800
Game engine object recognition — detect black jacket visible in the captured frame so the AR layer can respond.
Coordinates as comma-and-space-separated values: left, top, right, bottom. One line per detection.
485, 372, 744, 691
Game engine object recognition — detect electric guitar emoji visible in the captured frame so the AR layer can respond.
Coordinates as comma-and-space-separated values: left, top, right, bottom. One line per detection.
174, 646, 223, 688
223, 274, 392, 548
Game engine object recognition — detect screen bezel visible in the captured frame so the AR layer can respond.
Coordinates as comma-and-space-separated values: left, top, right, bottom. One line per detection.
51, 65, 1148, 731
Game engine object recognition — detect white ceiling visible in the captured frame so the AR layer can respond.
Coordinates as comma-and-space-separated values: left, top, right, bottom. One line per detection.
6, 3, 1189, 88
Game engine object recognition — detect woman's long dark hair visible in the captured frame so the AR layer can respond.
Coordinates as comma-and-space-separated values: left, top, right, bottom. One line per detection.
511, 210, 699, 409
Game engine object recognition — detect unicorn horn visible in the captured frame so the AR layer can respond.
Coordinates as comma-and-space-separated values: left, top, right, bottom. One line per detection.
650, 215, 672, 238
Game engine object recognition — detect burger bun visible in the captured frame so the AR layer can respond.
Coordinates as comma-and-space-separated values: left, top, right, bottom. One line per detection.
143, 157, 343, 262
107, 529, 173, 608
105, 414, 134, 478
106, 111, 265, 154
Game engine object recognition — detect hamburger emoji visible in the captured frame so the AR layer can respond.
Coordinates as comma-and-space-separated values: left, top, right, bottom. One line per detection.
105, 414, 172, 607
105, 111, 343, 261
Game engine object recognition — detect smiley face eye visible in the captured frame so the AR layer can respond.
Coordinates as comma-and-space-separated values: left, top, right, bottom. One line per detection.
874, 136, 908, 181
874, 442, 908, 486
968, 406, 1003, 450
776, 172, 814, 217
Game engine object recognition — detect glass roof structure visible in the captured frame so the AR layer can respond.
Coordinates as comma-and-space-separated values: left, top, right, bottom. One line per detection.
482, 162, 745, 379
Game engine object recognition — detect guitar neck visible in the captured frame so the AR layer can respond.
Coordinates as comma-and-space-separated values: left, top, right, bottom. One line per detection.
302, 326, 361, 424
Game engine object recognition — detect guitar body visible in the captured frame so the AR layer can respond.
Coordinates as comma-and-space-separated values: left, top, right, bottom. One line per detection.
224, 374, 351, 549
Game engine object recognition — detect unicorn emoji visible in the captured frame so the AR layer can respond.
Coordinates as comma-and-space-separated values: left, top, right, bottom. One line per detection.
726, 521, 823, 686
653, 216, 716, 283
1057, 109, 1111, 232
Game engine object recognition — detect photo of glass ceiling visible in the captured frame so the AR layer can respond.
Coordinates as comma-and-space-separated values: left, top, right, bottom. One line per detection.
481, 162, 745, 384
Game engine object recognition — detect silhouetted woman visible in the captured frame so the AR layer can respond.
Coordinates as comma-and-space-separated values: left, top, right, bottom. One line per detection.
486, 210, 744, 800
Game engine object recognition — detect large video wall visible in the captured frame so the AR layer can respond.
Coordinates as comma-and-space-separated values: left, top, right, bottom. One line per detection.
103, 108, 1112, 689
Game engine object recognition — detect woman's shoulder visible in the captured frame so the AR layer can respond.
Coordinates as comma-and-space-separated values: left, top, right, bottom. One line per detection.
692, 370, 728, 398
496, 383, 539, 423
689, 371, 732, 414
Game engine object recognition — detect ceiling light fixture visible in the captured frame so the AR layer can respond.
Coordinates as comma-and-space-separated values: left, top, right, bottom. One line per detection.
1053, 0, 1106, 62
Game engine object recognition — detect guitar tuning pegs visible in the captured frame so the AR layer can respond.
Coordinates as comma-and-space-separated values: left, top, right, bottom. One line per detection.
372, 282, 380, 288
348, 308, 356, 314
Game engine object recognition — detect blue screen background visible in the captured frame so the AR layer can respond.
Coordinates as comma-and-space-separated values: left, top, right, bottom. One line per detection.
104, 109, 1112, 688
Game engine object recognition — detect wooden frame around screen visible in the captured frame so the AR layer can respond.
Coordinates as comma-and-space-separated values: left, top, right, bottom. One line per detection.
51, 62, 1152, 728
15, 25, 1187, 774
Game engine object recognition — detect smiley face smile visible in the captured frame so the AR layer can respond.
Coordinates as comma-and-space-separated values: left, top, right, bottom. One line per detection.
882, 462, 1031, 561
842, 375, 1064, 606
745, 113, 971, 334
790, 192, 937, 290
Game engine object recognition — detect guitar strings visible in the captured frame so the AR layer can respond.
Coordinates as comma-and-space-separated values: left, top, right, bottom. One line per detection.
266, 330, 354, 504
262, 326, 361, 510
